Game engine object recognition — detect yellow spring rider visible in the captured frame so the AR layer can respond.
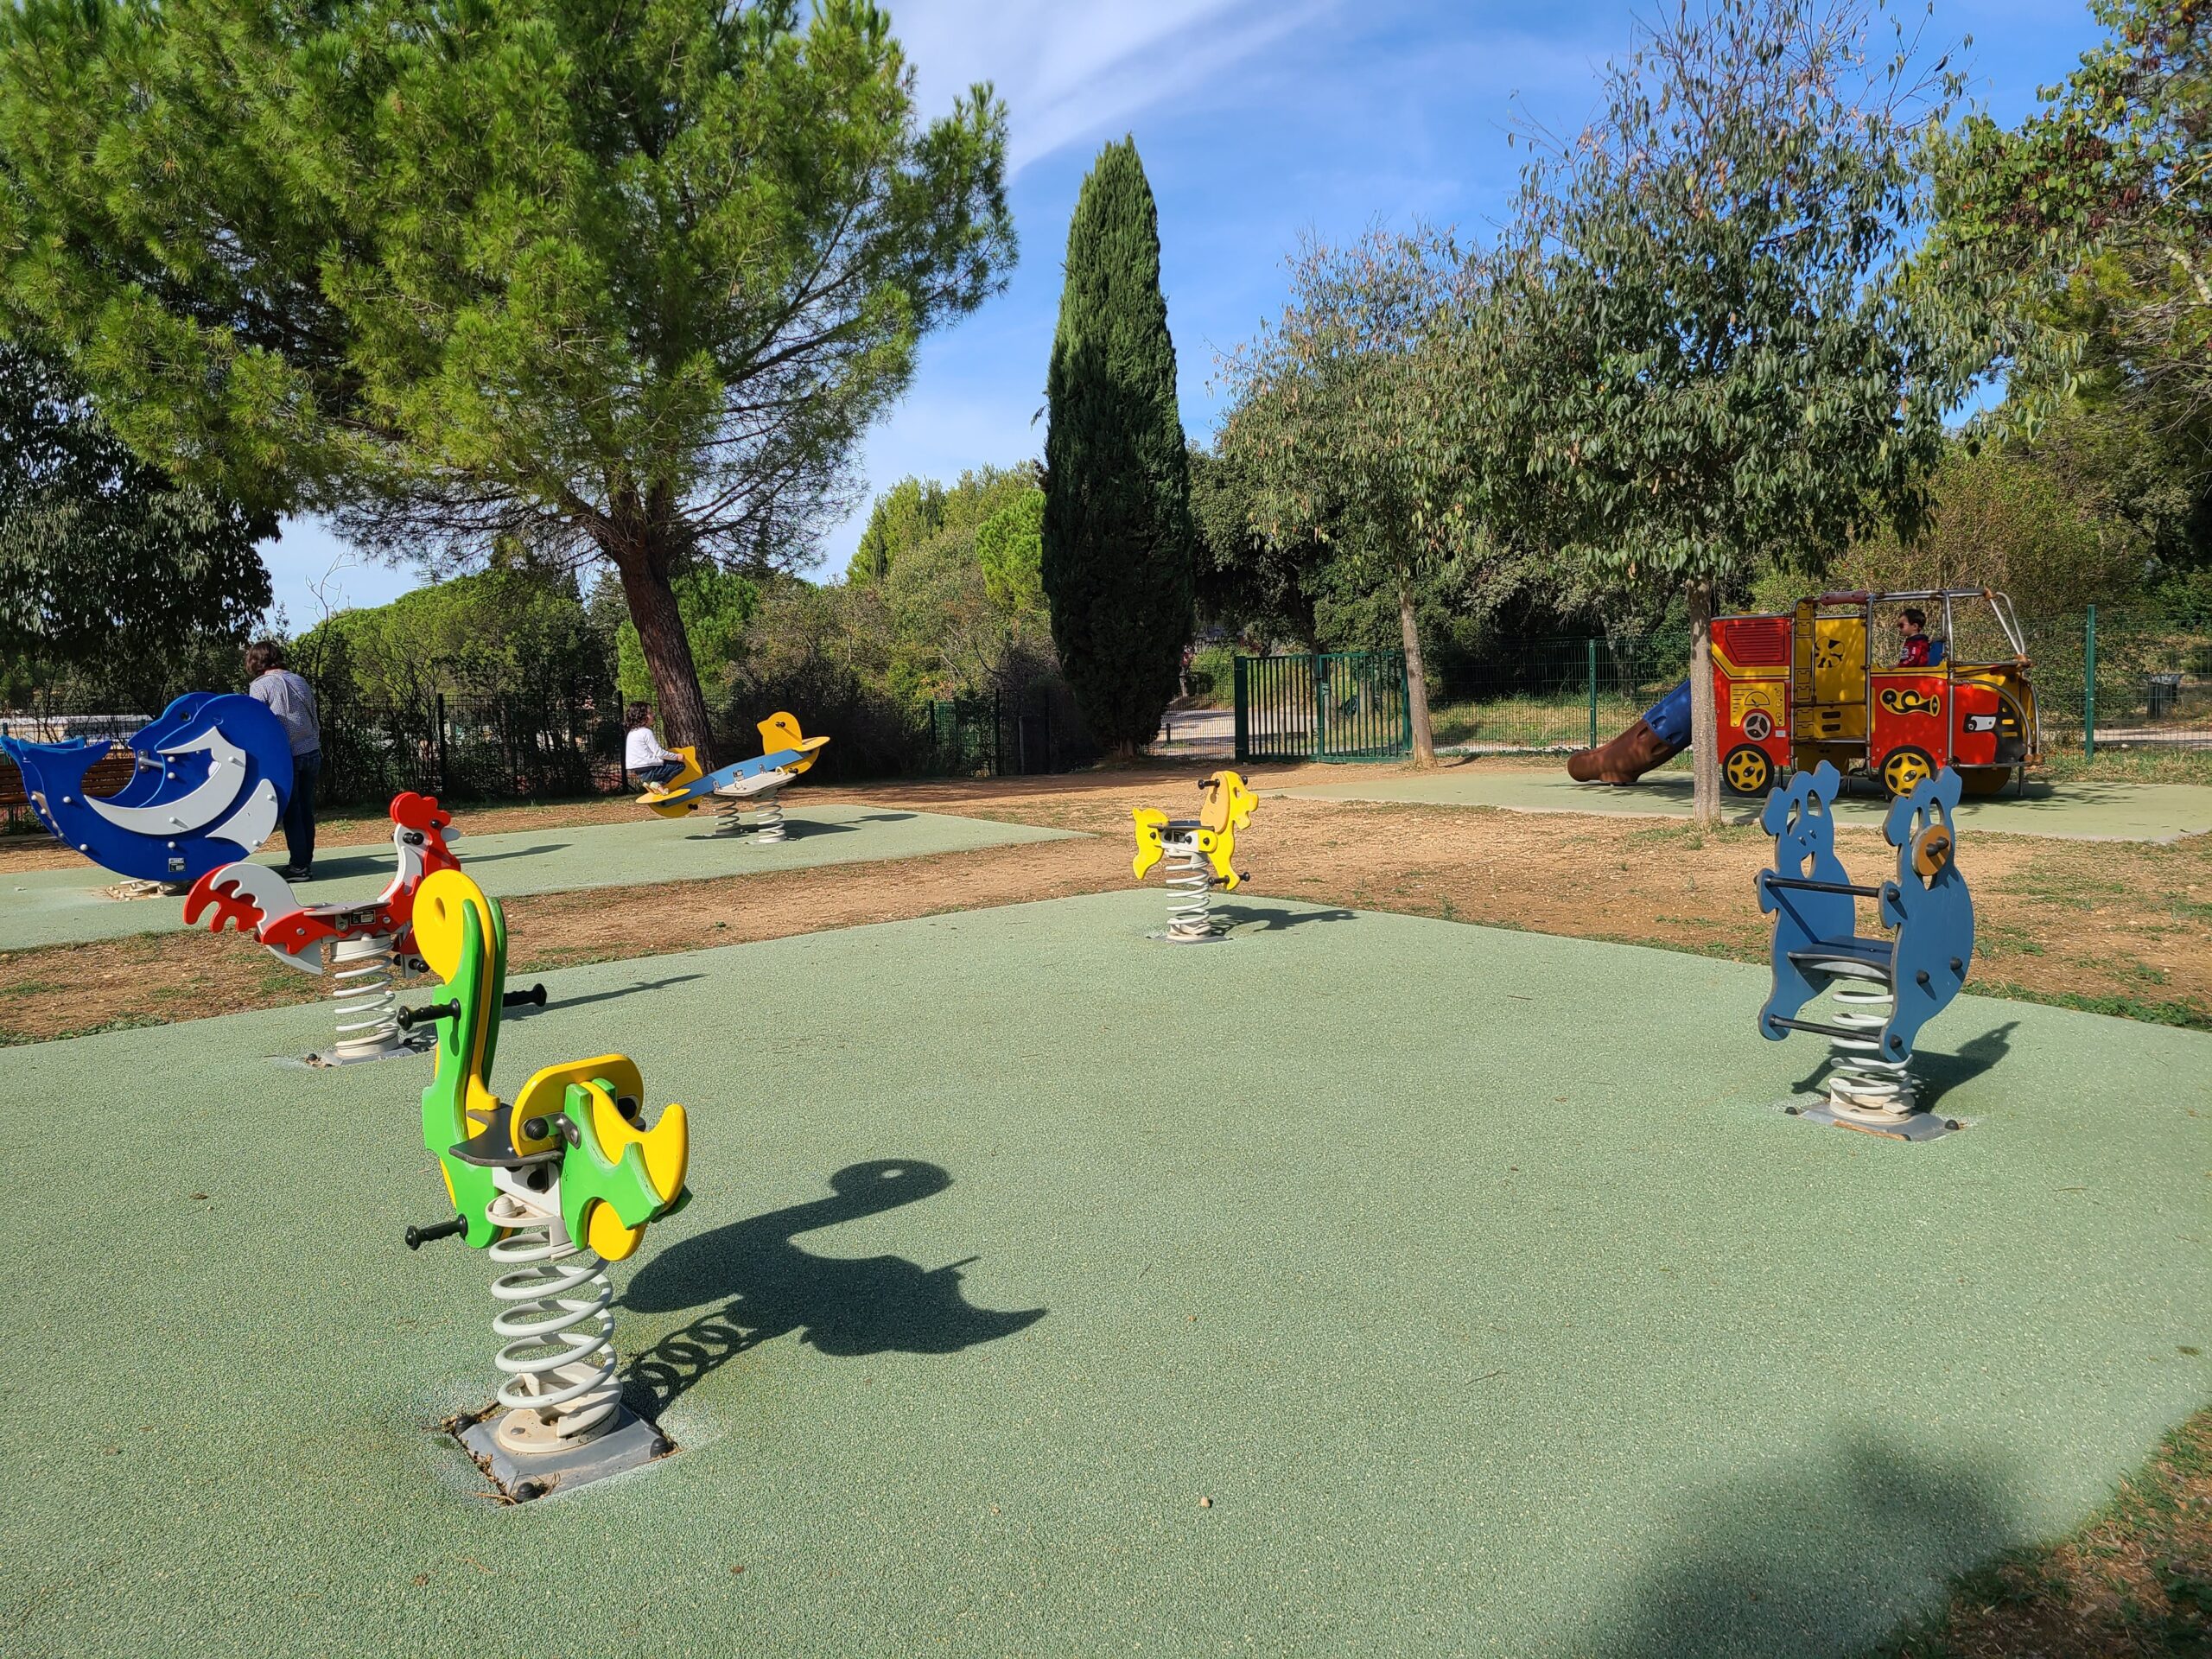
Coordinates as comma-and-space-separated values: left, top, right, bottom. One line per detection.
1132, 770, 1258, 942
639, 711, 829, 842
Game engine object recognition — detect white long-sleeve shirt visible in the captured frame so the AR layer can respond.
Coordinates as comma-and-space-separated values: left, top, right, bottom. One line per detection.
625, 727, 682, 769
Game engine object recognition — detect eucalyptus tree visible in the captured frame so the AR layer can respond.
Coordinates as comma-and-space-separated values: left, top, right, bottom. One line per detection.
1218, 228, 1498, 767
1500, 0, 1992, 823
0, 0, 1014, 755
1936, 0, 2212, 440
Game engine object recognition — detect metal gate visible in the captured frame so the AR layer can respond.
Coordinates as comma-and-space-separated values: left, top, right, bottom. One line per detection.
1233, 651, 1411, 762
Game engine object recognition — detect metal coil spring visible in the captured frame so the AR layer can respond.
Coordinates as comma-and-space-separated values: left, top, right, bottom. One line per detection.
712, 793, 749, 837
753, 791, 788, 844
327, 932, 402, 1062
485, 1185, 620, 1452
1818, 963, 1916, 1122
1164, 840, 1215, 941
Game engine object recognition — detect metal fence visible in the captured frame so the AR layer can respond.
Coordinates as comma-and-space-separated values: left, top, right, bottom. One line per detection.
314, 689, 629, 806
2018, 605, 2212, 754
1234, 652, 1412, 762
1440, 633, 1693, 752
1, 686, 631, 810
925, 680, 1097, 777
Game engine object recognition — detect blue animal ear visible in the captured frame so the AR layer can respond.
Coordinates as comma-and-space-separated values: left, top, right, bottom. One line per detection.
1811, 761, 1840, 798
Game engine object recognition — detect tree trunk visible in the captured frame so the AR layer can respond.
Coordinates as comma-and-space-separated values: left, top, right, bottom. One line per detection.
606, 529, 716, 766
1687, 576, 1720, 830
1397, 570, 1436, 769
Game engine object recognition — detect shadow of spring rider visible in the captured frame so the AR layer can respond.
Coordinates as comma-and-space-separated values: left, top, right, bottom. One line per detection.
1756, 762, 1976, 1139
639, 712, 828, 841
1131, 771, 1258, 942
402, 868, 691, 1497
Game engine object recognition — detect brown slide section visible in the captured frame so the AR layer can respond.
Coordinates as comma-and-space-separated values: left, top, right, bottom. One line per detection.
1566, 716, 1683, 785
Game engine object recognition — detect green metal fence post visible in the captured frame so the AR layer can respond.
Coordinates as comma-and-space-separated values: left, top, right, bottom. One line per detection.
1586, 639, 1599, 749
1312, 654, 1327, 760
2083, 604, 2097, 760
1233, 656, 1249, 764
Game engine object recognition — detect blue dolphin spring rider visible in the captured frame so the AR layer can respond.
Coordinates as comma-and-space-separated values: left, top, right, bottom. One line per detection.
1755, 761, 1976, 1135
1, 694, 295, 885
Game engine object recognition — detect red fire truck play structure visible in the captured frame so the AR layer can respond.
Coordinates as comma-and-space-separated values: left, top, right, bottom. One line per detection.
1572, 588, 2043, 798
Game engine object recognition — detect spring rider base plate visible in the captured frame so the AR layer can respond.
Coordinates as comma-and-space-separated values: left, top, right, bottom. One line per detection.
1777, 1093, 1962, 1141
454, 1403, 671, 1503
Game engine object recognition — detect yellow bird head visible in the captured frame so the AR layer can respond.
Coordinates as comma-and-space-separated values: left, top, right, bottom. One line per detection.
757, 711, 830, 776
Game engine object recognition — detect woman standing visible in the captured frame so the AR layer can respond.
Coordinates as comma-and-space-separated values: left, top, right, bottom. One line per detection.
245, 640, 321, 879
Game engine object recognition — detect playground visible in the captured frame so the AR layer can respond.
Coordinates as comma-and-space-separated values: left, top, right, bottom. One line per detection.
10, 0, 2212, 1644
1, 701, 2208, 1656
3, 889, 2205, 1658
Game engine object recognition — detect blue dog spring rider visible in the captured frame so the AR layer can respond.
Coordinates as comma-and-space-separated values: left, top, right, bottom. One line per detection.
1755, 762, 1976, 1137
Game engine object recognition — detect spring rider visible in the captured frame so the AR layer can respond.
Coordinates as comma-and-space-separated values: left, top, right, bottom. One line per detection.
639, 711, 829, 842
1756, 761, 1976, 1138
401, 868, 690, 1496
181, 791, 493, 1065
1131, 771, 1258, 942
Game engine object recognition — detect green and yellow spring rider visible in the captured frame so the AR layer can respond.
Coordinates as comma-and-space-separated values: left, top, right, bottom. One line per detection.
404, 868, 690, 1459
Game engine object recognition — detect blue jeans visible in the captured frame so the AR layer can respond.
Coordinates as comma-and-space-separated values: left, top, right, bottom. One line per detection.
283, 748, 321, 873
635, 758, 683, 788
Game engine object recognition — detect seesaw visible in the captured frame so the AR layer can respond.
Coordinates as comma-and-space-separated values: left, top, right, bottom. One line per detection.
639, 711, 829, 841
0, 692, 292, 886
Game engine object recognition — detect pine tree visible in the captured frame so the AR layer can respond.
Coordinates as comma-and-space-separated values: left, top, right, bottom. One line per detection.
1043, 138, 1195, 754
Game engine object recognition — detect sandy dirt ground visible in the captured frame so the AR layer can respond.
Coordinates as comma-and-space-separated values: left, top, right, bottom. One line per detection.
3, 756, 2206, 1044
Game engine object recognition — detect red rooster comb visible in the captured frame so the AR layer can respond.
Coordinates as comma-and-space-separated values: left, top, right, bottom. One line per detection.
391, 791, 453, 832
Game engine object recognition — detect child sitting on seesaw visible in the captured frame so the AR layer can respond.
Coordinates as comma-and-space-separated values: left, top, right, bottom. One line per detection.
625, 702, 687, 789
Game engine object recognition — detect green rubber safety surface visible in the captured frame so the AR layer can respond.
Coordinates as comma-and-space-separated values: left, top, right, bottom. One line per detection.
1282, 766, 2212, 842
0, 804, 1077, 949
1, 892, 2205, 1657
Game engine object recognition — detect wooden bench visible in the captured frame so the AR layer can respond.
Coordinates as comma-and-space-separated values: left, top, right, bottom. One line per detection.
0, 744, 140, 835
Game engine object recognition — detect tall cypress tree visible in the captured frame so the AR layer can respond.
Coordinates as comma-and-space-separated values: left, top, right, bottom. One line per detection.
1043, 138, 1194, 754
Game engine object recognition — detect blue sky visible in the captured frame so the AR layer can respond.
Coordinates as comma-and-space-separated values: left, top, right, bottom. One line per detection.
262, 0, 2107, 626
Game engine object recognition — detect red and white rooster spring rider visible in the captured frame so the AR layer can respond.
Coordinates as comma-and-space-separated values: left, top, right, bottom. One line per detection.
185, 791, 462, 1062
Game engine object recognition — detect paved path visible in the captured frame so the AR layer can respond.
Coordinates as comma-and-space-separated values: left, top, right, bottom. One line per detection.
3, 891, 2202, 1656
0, 804, 1077, 949
1279, 766, 2212, 841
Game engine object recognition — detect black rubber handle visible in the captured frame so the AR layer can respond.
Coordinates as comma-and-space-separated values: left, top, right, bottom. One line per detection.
397, 1000, 459, 1031
503, 984, 548, 1009
404, 1215, 467, 1249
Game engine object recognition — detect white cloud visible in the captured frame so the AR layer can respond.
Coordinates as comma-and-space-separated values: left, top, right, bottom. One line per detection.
891, 0, 1340, 174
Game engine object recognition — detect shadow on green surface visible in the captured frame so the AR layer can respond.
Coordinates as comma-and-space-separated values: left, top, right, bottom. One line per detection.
279, 840, 566, 881
1224, 904, 1359, 933
677, 817, 861, 843
1788, 1020, 2020, 1112
506, 972, 706, 1017
1588, 1435, 2017, 1658
623, 1160, 1045, 1412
